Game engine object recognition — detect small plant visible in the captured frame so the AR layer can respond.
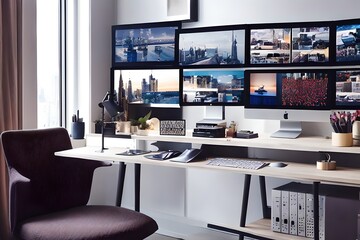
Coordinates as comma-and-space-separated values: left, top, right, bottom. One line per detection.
137, 111, 152, 130
130, 119, 139, 126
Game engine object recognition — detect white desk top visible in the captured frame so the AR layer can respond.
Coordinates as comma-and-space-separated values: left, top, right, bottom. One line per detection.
56, 146, 360, 187
132, 132, 360, 154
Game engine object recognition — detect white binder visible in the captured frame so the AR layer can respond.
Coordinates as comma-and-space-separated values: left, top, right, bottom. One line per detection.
297, 192, 306, 237
306, 193, 314, 238
281, 190, 289, 233
271, 189, 282, 232
289, 191, 298, 235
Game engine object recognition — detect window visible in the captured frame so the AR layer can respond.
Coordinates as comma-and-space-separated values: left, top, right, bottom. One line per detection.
36, 0, 61, 128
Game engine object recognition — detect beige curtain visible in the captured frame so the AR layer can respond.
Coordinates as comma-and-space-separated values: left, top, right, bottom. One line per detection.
0, 0, 23, 239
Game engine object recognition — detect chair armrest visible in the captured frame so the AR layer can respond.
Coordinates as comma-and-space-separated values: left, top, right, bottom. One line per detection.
9, 167, 30, 184
51, 156, 112, 207
8, 168, 31, 233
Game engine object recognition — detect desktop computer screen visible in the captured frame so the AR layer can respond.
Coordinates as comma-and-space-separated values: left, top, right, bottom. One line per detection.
181, 68, 245, 106
244, 70, 332, 138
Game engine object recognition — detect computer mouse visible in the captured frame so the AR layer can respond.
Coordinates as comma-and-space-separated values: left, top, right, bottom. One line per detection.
269, 162, 287, 168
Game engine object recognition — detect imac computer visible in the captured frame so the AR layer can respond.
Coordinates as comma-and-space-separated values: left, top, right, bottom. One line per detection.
244, 70, 332, 138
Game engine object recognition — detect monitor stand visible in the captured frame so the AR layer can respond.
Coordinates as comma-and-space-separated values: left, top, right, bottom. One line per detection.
271, 121, 302, 139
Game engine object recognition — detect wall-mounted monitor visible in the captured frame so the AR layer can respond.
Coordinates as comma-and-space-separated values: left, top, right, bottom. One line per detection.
291, 26, 330, 63
249, 27, 291, 65
336, 19, 360, 64
112, 68, 180, 108
335, 69, 360, 109
178, 25, 245, 66
112, 21, 181, 67
244, 70, 332, 138
181, 68, 245, 106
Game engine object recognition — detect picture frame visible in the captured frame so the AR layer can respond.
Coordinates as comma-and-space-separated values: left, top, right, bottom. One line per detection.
160, 120, 186, 136
178, 25, 246, 67
112, 21, 181, 67
167, 0, 198, 22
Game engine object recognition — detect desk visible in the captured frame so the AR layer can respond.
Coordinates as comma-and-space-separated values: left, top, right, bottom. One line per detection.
56, 135, 360, 240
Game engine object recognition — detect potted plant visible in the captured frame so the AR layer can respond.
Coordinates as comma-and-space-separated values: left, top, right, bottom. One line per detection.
130, 119, 139, 134
136, 111, 152, 136
93, 119, 103, 134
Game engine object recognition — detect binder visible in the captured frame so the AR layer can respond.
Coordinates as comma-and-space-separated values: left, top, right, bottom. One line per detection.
319, 195, 325, 240
289, 191, 298, 235
297, 192, 306, 237
281, 190, 289, 234
306, 193, 314, 238
271, 189, 281, 232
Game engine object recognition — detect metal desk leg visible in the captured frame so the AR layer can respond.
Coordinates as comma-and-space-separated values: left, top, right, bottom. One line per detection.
135, 163, 141, 212
116, 162, 126, 207
313, 182, 320, 240
259, 176, 271, 219
239, 174, 252, 240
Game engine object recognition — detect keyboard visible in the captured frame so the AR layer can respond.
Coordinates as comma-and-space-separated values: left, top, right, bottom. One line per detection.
207, 157, 267, 170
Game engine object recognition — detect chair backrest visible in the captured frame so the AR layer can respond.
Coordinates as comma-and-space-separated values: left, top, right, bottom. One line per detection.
1, 128, 102, 232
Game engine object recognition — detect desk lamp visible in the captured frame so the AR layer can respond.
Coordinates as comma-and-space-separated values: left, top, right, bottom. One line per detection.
98, 91, 124, 152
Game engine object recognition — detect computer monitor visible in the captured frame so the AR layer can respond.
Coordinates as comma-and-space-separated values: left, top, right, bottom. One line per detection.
181, 68, 245, 106
178, 25, 246, 66
244, 70, 332, 138
336, 19, 360, 64
111, 67, 180, 109
112, 21, 181, 67
335, 68, 360, 109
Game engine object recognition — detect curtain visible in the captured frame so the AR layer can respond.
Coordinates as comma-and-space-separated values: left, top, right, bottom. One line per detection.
0, 0, 23, 239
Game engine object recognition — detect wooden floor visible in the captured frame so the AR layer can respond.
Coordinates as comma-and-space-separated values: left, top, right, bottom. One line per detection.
145, 234, 181, 240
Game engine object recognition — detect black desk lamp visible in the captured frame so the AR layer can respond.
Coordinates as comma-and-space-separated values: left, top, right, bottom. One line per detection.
98, 91, 123, 152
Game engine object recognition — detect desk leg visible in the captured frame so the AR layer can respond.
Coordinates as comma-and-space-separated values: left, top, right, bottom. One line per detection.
116, 162, 126, 207
239, 174, 251, 240
313, 182, 320, 240
259, 176, 271, 219
135, 163, 141, 212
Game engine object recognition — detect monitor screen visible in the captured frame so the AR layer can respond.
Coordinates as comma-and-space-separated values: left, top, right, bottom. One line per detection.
246, 70, 331, 110
335, 69, 360, 109
336, 21, 360, 64
112, 68, 180, 108
178, 25, 245, 66
291, 26, 330, 63
250, 27, 291, 64
181, 68, 245, 106
112, 21, 180, 67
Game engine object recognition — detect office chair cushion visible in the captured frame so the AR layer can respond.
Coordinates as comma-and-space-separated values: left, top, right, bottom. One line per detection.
17, 205, 158, 240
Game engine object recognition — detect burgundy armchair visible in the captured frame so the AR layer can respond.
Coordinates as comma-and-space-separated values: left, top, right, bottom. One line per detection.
1, 128, 158, 240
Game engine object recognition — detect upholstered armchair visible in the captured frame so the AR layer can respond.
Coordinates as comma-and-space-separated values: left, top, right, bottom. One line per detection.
1, 127, 158, 240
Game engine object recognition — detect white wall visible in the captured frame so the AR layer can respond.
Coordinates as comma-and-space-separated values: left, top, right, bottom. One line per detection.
89, 0, 118, 131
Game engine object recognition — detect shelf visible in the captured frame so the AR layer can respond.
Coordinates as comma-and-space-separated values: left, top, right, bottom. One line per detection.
210, 219, 308, 240
245, 219, 308, 240
132, 131, 360, 154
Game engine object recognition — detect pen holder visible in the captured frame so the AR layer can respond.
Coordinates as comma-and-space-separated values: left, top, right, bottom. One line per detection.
331, 132, 353, 147
72, 122, 85, 139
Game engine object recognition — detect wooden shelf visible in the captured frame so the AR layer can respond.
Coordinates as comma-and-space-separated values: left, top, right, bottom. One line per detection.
212, 218, 308, 240
132, 131, 360, 154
